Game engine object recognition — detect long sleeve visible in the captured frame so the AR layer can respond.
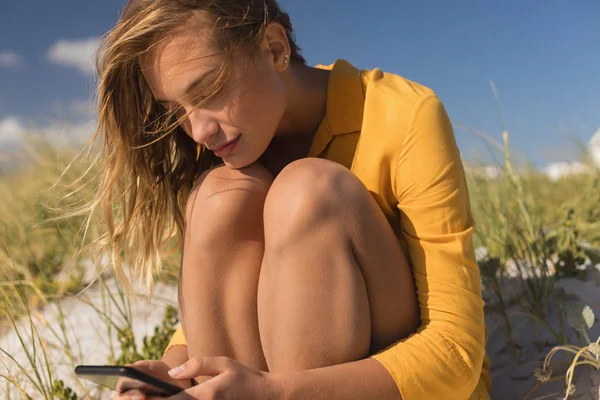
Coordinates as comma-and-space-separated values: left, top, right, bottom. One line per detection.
371, 95, 487, 399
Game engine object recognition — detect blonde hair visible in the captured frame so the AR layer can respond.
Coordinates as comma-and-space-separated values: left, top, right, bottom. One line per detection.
54, 0, 304, 295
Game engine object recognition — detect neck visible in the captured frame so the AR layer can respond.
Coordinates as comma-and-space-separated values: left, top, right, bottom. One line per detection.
259, 63, 330, 177
276, 63, 330, 139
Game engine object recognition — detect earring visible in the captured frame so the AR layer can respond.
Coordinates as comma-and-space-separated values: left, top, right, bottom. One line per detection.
284, 54, 289, 64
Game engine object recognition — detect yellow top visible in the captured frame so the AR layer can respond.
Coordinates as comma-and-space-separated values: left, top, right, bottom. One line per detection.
165, 59, 491, 400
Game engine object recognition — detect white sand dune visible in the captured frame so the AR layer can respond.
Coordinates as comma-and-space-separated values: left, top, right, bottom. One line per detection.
2, 267, 599, 399
0, 277, 178, 399
485, 267, 600, 400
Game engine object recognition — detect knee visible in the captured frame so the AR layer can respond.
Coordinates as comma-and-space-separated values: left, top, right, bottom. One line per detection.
263, 158, 366, 237
192, 163, 273, 199
186, 163, 273, 248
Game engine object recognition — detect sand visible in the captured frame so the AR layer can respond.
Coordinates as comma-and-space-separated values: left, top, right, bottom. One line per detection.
485, 265, 600, 400
0, 277, 178, 399
1, 265, 599, 399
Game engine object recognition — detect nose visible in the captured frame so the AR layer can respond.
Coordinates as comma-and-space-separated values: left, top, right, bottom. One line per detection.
185, 110, 220, 146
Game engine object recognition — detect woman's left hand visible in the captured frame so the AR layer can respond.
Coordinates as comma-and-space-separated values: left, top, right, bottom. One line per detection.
145, 356, 285, 400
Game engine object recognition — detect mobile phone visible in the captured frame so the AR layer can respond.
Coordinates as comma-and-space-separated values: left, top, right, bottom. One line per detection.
74, 365, 183, 396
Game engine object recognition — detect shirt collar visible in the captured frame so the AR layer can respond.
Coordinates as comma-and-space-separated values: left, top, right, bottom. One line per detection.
308, 59, 365, 157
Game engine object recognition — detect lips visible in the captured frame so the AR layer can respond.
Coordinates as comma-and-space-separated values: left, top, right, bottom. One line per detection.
210, 135, 239, 151
212, 134, 241, 157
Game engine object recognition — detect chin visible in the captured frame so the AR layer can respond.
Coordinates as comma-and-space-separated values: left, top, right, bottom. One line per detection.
221, 154, 259, 170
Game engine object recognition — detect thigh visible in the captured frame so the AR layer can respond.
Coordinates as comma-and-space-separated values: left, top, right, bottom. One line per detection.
180, 162, 273, 368
263, 158, 419, 354
351, 191, 419, 354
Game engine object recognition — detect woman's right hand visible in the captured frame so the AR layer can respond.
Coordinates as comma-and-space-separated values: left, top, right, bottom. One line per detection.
113, 359, 193, 399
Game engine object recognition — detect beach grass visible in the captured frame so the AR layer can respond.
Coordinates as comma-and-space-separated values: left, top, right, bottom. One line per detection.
1, 126, 599, 398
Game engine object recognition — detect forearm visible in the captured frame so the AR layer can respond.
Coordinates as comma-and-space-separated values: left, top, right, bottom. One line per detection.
161, 344, 188, 369
279, 357, 401, 400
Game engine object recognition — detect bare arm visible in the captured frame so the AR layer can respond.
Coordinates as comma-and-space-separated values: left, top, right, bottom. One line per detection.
280, 358, 401, 400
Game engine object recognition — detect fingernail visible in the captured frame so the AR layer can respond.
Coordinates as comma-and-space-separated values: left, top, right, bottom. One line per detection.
168, 364, 185, 377
131, 395, 143, 400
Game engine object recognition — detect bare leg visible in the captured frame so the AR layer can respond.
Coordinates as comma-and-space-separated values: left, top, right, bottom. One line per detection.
258, 158, 419, 372
180, 158, 418, 376
179, 163, 273, 371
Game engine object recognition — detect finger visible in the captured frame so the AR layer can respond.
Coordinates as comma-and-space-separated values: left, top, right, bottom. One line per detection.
115, 376, 149, 394
167, 356, 237, 380
147, 374, 228, 400
129, 360, 154, 372
113, 389, 144, 399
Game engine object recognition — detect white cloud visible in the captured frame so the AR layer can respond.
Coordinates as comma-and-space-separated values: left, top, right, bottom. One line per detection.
0, 115, 97, 154
544, 161, 590, 181
0, 115, 98, 174
0, 52, 22, 67
37, 119, 98, 146
463, 162, 503, 180
47, 37, 101, 76
0, 117, 27, 148
589, 126, 600, 166
542, 126, 600, 180
50, 99, 97, 120
69, 99, 95, 114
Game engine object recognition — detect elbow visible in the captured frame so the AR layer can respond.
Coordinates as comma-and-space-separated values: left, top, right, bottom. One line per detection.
436, 306, 487, 397
452, 298, 487, 394
442, 332, 486, 397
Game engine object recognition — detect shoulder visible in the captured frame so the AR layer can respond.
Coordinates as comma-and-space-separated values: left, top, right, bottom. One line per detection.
361, 67, 441, 122
350, 66, 457, 179
358, 67, 449, 158
363, 67, 436, 101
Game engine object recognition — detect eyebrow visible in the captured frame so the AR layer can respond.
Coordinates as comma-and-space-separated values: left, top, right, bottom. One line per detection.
155, 66, 217, 104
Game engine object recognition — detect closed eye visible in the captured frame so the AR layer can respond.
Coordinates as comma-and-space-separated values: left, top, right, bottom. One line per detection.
158, 86, 221, 114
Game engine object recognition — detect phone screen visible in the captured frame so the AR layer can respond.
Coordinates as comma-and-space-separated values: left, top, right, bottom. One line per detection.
75, 365, 183, 396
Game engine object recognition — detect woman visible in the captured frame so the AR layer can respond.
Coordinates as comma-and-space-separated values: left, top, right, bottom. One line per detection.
89, 0, 491, 398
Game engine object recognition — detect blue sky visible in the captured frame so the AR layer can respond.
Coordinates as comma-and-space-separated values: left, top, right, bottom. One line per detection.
1, 0, 599, 167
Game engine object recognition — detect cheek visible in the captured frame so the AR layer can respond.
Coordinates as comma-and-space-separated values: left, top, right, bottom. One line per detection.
223, 64, 287, 138
248, 96, 284, 132
245, 75, 287, 131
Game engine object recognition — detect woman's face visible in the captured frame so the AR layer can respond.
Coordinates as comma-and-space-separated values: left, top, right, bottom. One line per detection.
140, 30, 288, 169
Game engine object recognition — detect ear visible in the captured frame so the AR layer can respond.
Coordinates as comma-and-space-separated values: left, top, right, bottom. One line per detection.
261, 22, 291, 72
